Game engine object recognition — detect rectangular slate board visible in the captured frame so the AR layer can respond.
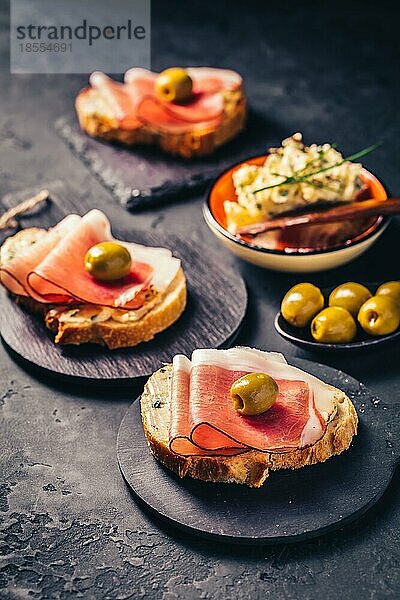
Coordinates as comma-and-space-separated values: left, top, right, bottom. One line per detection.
55, 109, 274, 211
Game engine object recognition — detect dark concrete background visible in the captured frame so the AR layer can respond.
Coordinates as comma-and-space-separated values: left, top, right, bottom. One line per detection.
1, 0, 399, 598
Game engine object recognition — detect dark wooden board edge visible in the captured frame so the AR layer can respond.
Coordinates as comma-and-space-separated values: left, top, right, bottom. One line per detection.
118, 443, 396, 546
0, 180, 77, 246
0, 274, 247, 383
0, 310, 245, 388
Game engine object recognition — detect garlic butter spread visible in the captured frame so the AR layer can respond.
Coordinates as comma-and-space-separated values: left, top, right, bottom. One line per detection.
224, 133, 364, 233
48, 287, 162, 325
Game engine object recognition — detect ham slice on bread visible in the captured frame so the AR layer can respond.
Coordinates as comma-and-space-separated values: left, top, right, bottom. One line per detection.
169, 348, 335, 457
0, 211, 186, 349
1, 209, 181, 309
76, 67, 247, 158
0, 214, 81, 299
140, 348, 358, 487
90, 67, 239, 133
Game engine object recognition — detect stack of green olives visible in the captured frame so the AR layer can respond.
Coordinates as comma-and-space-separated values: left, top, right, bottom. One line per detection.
281, 281, 400, 344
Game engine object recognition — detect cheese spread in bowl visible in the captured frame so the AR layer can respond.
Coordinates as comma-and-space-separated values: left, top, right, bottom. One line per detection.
204, 134, 388, 273
224, 133, 365, 233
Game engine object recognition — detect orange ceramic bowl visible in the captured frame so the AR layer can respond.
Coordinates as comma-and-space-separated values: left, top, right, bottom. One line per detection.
203, 155, 389, 273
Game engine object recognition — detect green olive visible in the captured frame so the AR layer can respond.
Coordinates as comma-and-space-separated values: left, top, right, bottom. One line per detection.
281, 283, 324, 328
376, 281, 400, 306
357, 295, 400, 336
84, 242, 131, 282
311, 307, 356, 343
328, 282, 372, 317
230, 373, 278, 416
155, 68, 193, 103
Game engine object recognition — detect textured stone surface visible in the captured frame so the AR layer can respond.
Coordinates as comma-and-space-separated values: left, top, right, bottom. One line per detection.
0, 0, 400, 598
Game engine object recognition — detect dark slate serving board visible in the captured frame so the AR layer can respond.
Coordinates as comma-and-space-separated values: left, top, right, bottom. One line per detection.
117, 358, 399, 544
0, 182, 247, 383
55, 109, 273, 210
0, 180, 86, 245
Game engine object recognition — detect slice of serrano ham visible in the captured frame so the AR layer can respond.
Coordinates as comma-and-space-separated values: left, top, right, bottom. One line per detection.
89, 72, 142, 130
160, 92, 224, 124
186, 67, 242, 93
135, 96, 222, 134
125, 66, 225, 125
169, 354, 249, 457
0, 214, 81, 301
169, 348, 336, 457
2, 210, 181, 310
124, 67, 157, 90
26, 210, 180, 308
89, 67, 242, 133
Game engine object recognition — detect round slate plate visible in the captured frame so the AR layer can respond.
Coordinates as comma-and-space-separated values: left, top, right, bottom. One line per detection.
274, 282, 400, 353
117, 358, 399, 544
0, 230, 246, 383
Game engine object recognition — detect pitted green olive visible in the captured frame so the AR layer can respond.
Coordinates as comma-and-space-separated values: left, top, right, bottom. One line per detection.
328, 282, 372, 317
357, 295, 400, 336
84, 242, 131, 282
376, 281, 400, 306
281, 283, 324, 328
311, 306, 356, 343
230, 373, 278, 416
155, 68, 193, 103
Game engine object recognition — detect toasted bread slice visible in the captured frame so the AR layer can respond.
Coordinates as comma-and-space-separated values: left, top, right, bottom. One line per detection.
76, 86, 247, 159
1, 228, 186, 350
141, 365, 358, 487
45, 268, 186, 349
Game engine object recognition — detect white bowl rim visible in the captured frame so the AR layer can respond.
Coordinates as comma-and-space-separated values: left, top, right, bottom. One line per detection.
204, 157, 389, 257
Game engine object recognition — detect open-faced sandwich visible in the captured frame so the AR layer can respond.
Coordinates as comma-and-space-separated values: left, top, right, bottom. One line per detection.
0, 210, 186, 349
76, 67, 246, 158
141, 347, 358, 487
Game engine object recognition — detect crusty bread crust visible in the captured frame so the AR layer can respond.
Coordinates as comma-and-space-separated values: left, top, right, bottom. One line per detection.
45, 268, 186, 349
1, 227, 187, 350
75, 87, 247, 158
141, 365, 358, 487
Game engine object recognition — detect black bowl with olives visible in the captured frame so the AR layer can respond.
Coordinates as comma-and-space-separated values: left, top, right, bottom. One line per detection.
275, 281, 400, 352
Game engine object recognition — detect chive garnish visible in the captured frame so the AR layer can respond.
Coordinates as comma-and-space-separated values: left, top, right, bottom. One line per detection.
253, 142, 382, 195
